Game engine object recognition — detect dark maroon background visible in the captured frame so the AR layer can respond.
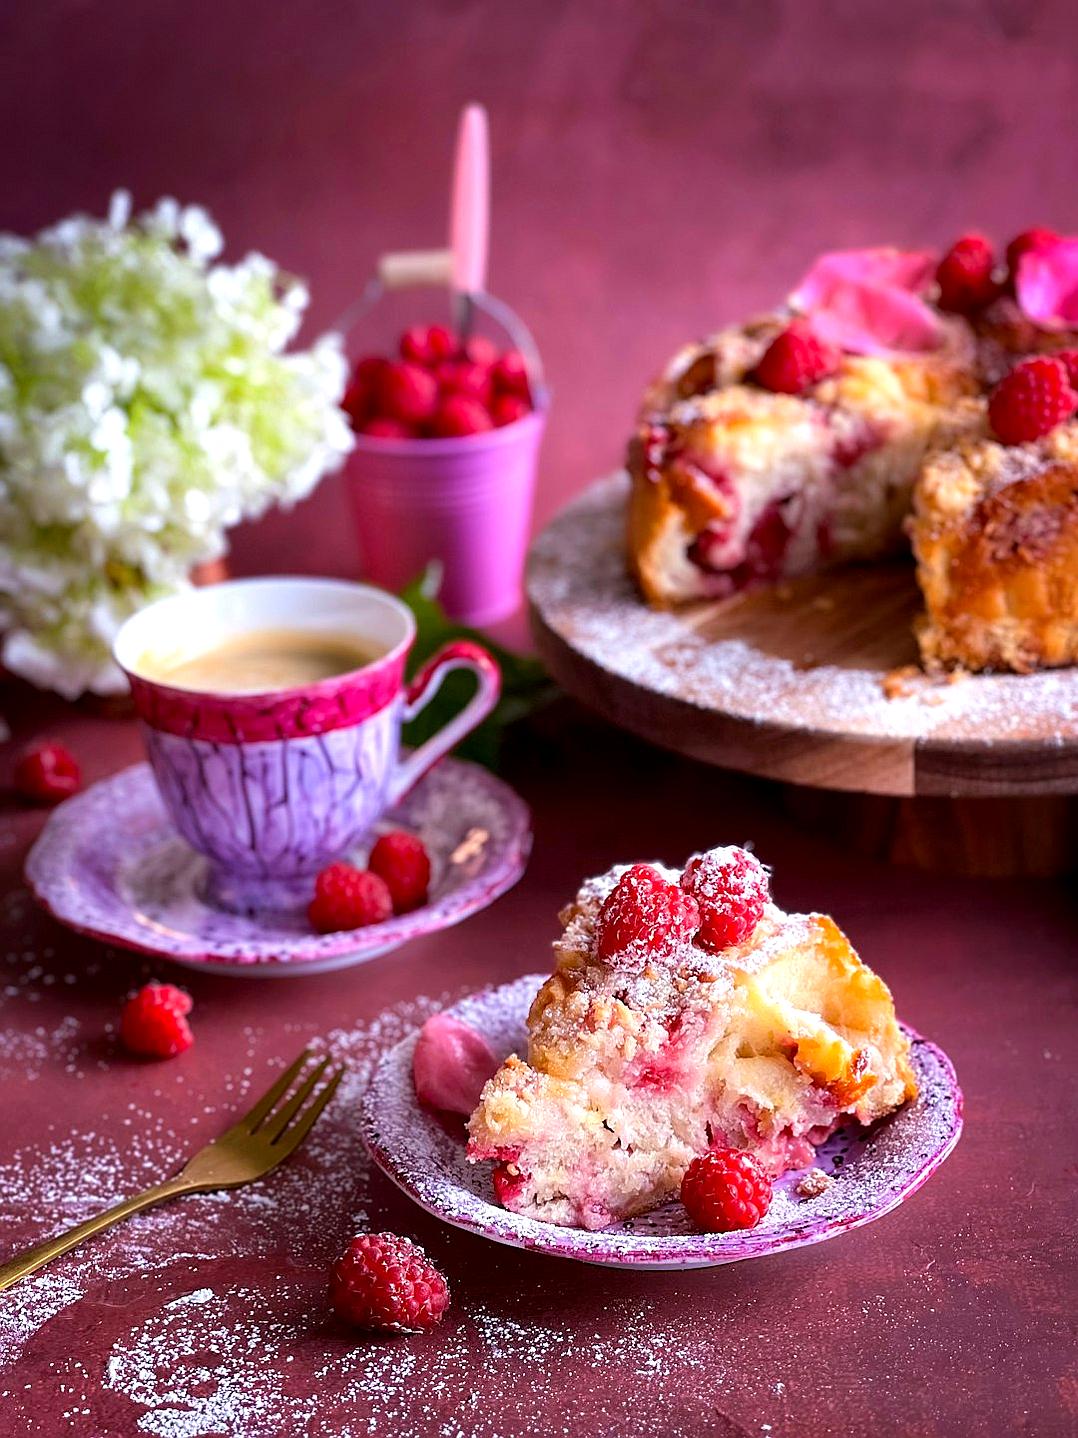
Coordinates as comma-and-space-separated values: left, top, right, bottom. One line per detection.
4, 0, 1078, 557
2, 4, 1077, 1434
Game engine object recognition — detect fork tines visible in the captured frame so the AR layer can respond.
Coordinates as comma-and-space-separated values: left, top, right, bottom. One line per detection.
241, 1046, 346, 1150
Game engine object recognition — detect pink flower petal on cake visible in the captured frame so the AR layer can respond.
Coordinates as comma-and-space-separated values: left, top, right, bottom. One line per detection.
805, 281, 943, 356
413, 1013, 499, 1116
790, 247, 942, 356
791, 247, 937, 311
1016, 237, 1078, 329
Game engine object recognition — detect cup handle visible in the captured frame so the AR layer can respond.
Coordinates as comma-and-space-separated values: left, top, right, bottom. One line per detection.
387, 641, 501, 805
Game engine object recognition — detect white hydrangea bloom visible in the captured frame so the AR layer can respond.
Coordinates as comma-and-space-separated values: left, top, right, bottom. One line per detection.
0, 192, 353, 696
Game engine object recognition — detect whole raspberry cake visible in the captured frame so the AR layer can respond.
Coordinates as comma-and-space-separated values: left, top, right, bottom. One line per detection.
627, 232, 1078, 673
467, 848, 916, 1231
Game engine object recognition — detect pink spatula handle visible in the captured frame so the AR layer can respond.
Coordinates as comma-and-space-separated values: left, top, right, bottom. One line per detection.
450, 104, 490, 296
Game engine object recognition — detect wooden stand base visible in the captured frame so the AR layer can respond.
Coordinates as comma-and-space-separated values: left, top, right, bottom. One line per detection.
529, 478, 1078, 801
783, 789, 1077, 878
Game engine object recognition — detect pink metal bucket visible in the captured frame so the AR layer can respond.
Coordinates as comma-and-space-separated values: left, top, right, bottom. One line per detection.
338, 104, 547, 625
344, 405, 546, 625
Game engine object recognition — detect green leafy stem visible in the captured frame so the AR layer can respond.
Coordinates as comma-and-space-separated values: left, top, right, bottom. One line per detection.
399, 568, 557, 771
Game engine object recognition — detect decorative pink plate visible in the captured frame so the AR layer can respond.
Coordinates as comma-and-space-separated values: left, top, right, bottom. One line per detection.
361, 975, 963, 1269
25, 761, 531, 977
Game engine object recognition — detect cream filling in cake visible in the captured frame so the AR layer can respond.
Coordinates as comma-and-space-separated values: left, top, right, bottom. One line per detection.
467, 865, 916, 1231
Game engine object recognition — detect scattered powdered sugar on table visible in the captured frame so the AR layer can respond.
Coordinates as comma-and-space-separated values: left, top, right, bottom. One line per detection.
100, 1282, 724, 1438
0, 955, 457, 1432
527, 474, 1078, 744
0, 956, 757, 1437
0, 925, 959, 1436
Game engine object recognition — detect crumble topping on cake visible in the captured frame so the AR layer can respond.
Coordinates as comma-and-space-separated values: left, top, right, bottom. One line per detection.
795, 1167, 834, 1199
912, 413, 1078, 673
915, 410, 1078, 516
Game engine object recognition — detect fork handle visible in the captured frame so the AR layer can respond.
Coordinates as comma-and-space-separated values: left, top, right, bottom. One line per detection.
0, 1176, 195, 1293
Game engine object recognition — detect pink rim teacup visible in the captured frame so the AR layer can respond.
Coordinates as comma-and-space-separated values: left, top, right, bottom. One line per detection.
113, 577, 500, 915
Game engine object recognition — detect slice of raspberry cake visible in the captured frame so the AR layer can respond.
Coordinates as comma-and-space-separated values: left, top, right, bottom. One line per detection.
628, 312, 977, 605
467, 848, 916, 1231
911, 362, 1078, 673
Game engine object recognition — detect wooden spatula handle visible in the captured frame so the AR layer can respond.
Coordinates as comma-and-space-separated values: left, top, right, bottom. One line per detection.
377, 249, 453, 289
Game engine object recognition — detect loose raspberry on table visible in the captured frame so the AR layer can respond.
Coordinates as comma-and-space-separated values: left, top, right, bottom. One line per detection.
13, 740, 82, 804
330, 1232, 450, 1333
376, 361, 440, 426
431, 393, 493, 437
680, 846, 769, 951
753, 321, 838, 395
935, 234, 998, 313
120, 982, 194, 1059
1005, 226, 1059, 277
987, 356, 1077, 446
368, 830, 431, 914
595, 864, 700, 967
400, 324, 458, 367
681, 1148, 773, 1232
308, 862, 393, 933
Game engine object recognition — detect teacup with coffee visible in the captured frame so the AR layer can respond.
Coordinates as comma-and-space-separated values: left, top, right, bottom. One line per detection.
113, 577, 500, 914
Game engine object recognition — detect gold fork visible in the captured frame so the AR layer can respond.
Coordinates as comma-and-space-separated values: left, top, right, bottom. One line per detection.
0, 1046, 345, 1294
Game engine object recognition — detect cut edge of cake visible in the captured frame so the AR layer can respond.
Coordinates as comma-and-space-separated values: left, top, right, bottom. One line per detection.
627, 314, 978, 609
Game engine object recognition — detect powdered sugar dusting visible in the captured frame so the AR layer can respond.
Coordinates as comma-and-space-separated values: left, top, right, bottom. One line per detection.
0, 962, 832, 1435
527, 474, 1078, 751
0, 919, 960, 1435
556, 855, 819, 994
362, 975, 963, 1270
0, 986, 450, 1429
99, 1283, 735, 1438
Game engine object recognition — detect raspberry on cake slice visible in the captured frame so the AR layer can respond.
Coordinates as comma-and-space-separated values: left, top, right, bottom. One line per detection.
466, 849, 916, 1232
911, 363, 1078, 674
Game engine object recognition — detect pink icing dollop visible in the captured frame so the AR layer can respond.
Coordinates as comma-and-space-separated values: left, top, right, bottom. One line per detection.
789, 247, 943, 357
413, 1013, 499, 1116
1015, 235, 1078, 329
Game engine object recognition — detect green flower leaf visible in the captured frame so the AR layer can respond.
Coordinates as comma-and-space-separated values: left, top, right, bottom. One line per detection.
399, 566, 557, 771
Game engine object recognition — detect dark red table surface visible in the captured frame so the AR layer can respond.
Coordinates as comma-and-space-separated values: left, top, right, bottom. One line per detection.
3, 4, 1078, 1433
1, 682, 1076, 1438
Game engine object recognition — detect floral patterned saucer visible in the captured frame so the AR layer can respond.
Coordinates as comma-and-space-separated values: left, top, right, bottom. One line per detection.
25, 761, 531, 977
361, 975, 963, 1270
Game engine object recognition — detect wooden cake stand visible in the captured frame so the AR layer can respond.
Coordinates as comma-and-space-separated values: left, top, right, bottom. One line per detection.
527, 476, 1078, 876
